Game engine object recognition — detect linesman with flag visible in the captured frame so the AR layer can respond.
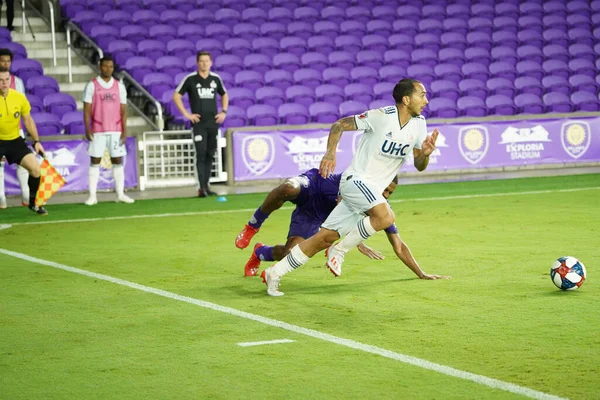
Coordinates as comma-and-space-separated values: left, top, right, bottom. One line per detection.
0, 66, 48, 215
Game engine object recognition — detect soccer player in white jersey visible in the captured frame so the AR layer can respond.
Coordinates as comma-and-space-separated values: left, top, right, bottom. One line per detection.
83, 55, 134, 205
261, 79, 443, 296
0, 48, 30, 209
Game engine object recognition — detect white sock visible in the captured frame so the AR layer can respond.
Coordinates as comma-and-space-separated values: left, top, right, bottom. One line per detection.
272, 245, 310, 276
16, 165, 29, 201
89, 165, 100, 197
336, 216, 377, 253
0, 161, 5, 198
113, 165, 125, 197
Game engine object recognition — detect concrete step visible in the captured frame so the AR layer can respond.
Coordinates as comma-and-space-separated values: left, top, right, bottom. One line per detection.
20, 40, 67, 50
11, 32, 64, 42
25, 47, 69, 59
11, 16, 48, 29
39, 57, 91, 69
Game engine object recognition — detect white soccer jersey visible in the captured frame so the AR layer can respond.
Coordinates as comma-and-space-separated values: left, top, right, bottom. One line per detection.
344, 106, 428, 192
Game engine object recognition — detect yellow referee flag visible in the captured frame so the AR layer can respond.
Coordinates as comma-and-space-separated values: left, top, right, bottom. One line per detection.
35, 159, 66, 207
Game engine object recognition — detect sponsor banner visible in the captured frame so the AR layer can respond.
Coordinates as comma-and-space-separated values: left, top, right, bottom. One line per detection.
232, 116, 600, 181
3, 138, 138, 195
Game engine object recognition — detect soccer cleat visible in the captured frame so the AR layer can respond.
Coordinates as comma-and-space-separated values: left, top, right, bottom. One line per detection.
326, 244, 345, 277
0, 196, 7, 209
28, 204, 48, 215
261, 267, 284, 296
244, 243, 264, 276
21, 200, 28, 207
206, 189, 218, 196
235, 224, 259, 249
117, 194, 135, 204
84, 196, 98, 206
198, 189, 208, 198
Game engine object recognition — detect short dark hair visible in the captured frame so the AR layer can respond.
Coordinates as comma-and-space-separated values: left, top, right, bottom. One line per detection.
196, 51, 211, 61
99, 55, 114, 65
0, 66, 8, 73
392, 79, 422, 104
0, 48, 13, 60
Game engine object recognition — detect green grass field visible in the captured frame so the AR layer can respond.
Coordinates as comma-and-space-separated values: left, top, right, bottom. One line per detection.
1, 174, 598, 399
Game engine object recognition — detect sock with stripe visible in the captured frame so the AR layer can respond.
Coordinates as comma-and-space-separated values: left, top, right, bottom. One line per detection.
336, 216, 377, 253
248, 207, 270, 229
271, 244, 309, 276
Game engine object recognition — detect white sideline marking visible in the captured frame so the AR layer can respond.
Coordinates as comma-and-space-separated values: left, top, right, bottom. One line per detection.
237, 339, 295, 347
0, 248, 567, 400
7, 186, 600, 228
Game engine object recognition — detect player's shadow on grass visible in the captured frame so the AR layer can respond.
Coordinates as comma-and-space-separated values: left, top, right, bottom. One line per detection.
541, 290, 585, 297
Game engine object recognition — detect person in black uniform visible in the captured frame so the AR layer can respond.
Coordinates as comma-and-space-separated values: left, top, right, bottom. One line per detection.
173, 51, 229, 197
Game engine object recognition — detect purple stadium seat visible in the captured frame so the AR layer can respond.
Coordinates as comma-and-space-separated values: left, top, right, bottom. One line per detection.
114, 0, 140, 15
334, 35, 361, 54
350, 66, 378, 87
90, 25, 118, 50
518, 16, 543, 33
443, 18, 468, 36
384, 49, 411, 70
419, 18, 444, 37
379, 65, 405, 84
464, 47, 491, 66
273, 53, 301, 73
224, 38, 252, 59
496, 3, 519, 19
61, 0, 86, 19
544, 29, 569, 48
242, 8, 267, 25
369, 99, 390, 109
28, 95, 44, 113
120, 24, 148, 44
280, 36, 307, 57
249, 0, 274, 12
571, 91, 600, 111
517, 45, 543, 64
542, 44, 569, 64
486, 78, 515, 97
518, 30, 544, 49
372, 5, 396, 22
567, 14, 591, 31
462, 62, 489, 81
31, 112, 63, 136
468, 17, 493, 35
143, 0, 169, 14
346, 6, 370, 24
542, 60, 570, 79
244, 54, 272, 75
493, 30, 519, 49
177, 24, 204, 44
321, 67, 349, 87
315, 84, 344, 106
227, 87, 255, 110
361, 34, 388, 54
392, 19, 419, 37
2, 42, 27, 60
155, 56, 185, 76
215, 8, 242, 25
471, 3, 494, 19
543, 15, 567, 32
223, 0, 246, 13
493, 17, 518, 35
214, 54, 244, 75
467, 32, 492, 51
446, 3, 470, 20
434, 63, 462, 83
293, 68, 322, 89
149, 25, 177, 43
515, 94, 544, 114
438, 48, 465, 67
309, 102, 338, 123
124, 56, 155, 81
344, 83, 373, 105
198, 0, 221, 13
73, 10, 103, 31
459, 79, 488, 99
302, 52, 328, 72
205, 24, 232, 41
26, 76, 59, 99
367, 20, 393, 38
286, 85, 315, 108
340, 21, 367, 38
268, 7, 293, 24
233, 23, 260, 38
256, 86, 285, 108
188, 9, 214, 24
265, 69, 294, 91
223, 105, 247, 128
132, 9, 160, 28
321, 7, 345, 24
235, 70, 264, 92
543, 93, 572, 113
457, 96, 487, 117
247, 104, 278, 126
388, 33, 414, 53
196, 38, 224, 59
411, 49, 437, 68
308, 35, 335, 54
252, 37, 279, 57
61, 111, 86, 135
491, 46, 518, 65
356, 50, 383, 71
569, 75, 598, 94
422, 4, 445, 21
278, 103, 309, 125
161, 10, 186, 26
516, 61, 543, 81
143, 72, 173, 99
396, 5, 421, 19
544, 1, 567, 16
486, 94, 516, 116
568, 0, 591, 15
490, 61, 518, 81
440, 32, 467, 51
294, 7, 319, 24
328, 51, 354, 71
430, 80, 460, 102
428, 98, 458, 118
542, 76, 570, 96
415, 33, 441, 52
137, 40, 166, 61
569, 59, 596, 78
339, 100, 367, 117
520, 2, 543, 18
43, 93, 77, 118
515, 77, 543, 97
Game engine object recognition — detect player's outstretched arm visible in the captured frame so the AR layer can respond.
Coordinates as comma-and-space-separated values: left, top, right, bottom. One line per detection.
319, 116, 357, 178
386, 232, 451, 280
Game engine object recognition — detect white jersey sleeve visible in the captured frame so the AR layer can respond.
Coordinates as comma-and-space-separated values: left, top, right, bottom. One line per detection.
414, 118, 428, 150
118, 80, 127, 104
83, 81, 94, 104
354, 110, 375, 133
14, 76, 25, 94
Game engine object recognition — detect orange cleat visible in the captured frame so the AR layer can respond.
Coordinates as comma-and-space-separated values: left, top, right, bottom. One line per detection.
235, 224, 259, 249
244, 243, 264, 277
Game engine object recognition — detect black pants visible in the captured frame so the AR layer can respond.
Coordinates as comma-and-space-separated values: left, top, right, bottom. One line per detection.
192, 122, 218, 190
0, 0, 14, 29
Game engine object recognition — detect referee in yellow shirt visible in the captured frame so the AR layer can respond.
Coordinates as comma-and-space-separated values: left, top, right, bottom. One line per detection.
0, 66, 48, 215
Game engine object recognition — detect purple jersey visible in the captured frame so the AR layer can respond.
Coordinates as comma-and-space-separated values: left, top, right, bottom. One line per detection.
288, 168, 342, 239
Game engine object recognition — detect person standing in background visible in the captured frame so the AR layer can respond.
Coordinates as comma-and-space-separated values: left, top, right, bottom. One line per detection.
0, 48, 30, 209
1, 0, 15, 31
83, 55, 134, 205
173, 51, 228, 198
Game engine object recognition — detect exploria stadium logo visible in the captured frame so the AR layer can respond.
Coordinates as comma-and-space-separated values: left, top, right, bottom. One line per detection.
499, 125, 551, 160
42, 147, 77, 177
286, 135, 329, 170
241, 135, 275, 176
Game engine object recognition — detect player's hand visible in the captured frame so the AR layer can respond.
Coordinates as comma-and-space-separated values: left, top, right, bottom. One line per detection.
419, 273, 451, 280
319, 153, 336, 178
357, 243, 385, 260
120, 133, 126, 146
85, 131, 93, 142
185, 112, 201, 124
215, 112, 226, 124
34, 142, 45, 157
421, 128, 439, 157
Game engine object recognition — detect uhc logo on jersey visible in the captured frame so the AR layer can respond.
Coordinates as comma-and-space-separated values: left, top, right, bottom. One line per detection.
197, 87, 215, 99
381, 140, 409, 157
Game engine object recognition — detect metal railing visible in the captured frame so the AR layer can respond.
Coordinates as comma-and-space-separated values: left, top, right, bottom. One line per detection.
65, 21, 103, 83
20, 0, 57, 66
118, 71, 164, 132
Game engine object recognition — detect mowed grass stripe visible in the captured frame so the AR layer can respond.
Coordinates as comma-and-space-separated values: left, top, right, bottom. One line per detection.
0, 248, 567, 400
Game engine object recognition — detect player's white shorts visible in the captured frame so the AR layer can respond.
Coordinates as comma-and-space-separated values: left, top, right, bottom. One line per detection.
88, 132, 127, 158
321, 175, 387, 236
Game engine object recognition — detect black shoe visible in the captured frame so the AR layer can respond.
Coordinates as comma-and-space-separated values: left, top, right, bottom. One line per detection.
29, 205, 48, 215
7, 26, 14, 32
206, 189, 218, 196
198, 189, 208, 198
